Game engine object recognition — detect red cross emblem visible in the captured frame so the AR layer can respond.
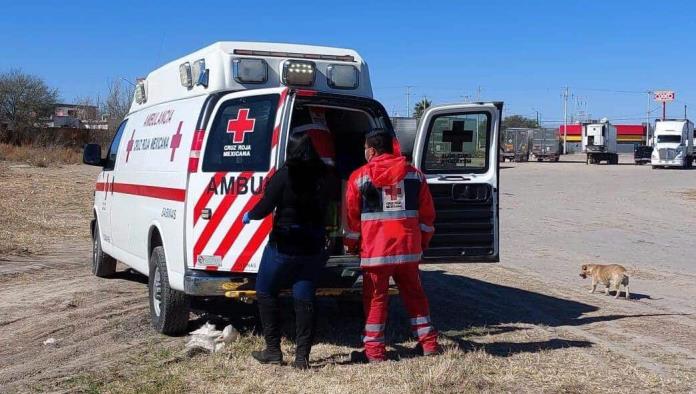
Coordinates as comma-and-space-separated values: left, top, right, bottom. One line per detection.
125, 129, 136, 162
170, 121, 183, 161
384, 184, 402, 201
226, 108, 256, 144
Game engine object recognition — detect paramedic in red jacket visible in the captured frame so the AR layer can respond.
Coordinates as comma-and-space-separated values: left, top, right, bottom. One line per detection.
344, 129, 440, 362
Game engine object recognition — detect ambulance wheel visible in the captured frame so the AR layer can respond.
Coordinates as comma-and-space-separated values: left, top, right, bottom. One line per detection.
92, 222, 116, 278
148, 246, 190, 335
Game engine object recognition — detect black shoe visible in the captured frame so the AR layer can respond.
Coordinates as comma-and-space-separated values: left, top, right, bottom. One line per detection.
252, 349, 283, 365
255, 293, 283, 364
349, 350, 384, 364
293, 299, 315, 368
423, 345, 444, 356
291, 357, 310, 370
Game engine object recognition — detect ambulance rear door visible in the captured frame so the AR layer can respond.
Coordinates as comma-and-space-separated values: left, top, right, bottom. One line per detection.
412, 103, 502, 262
186, 87, 289, 273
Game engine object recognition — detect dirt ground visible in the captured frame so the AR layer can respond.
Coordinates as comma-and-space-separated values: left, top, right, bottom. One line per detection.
1, 156, 695, 393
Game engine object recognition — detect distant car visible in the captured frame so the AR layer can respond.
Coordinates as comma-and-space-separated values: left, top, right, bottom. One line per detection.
634, 145, 653, 165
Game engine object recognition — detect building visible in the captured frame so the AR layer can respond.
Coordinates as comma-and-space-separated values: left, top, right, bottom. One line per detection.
47, 103, 108, 130
559, 123, 648, 153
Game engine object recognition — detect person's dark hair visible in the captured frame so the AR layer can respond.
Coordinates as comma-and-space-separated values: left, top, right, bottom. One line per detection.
286, 133, 326, 196
365, 129, 393, 154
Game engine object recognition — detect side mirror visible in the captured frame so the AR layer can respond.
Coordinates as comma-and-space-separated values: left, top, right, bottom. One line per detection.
83, 143, 104, 166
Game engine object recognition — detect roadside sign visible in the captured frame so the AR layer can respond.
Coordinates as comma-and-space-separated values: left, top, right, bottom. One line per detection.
654, 91, 675, 102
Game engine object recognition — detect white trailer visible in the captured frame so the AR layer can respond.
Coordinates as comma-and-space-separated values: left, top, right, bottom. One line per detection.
582, 119, 618, 164
650, 119, 694, 169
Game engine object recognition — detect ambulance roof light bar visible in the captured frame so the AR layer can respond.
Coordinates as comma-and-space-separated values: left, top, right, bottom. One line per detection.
233, 49, 355, 63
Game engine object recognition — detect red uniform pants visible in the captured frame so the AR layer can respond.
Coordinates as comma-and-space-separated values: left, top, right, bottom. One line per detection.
362, 263, 439, 360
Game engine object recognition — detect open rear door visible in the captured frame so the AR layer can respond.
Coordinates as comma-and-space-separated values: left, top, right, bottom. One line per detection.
412, 103, 502, 262
186, 87, 289, 273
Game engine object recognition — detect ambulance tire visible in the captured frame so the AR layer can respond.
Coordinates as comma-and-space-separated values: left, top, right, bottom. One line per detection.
148, 246, 190, 335
92, 223, 116, 278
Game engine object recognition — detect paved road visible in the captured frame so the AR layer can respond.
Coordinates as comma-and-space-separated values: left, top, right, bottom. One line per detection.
498, 154, 696, 314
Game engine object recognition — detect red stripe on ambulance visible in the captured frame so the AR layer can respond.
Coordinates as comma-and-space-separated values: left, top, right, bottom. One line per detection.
192, 171, 227, 226
95, 182, 185, 201
214, 168, 276, 269
231, 214, 273, 272
192, 171, 253, 265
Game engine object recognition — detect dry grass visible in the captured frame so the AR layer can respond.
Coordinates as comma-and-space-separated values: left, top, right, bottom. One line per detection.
56, 324, 689, 394
0, 143, 82, 167
0, 161, 98, 255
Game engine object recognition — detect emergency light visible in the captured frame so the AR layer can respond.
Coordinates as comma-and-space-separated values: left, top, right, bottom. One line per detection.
192, 59, 207, 87
282, 60, 315, 87
327, 64, 359, 89
135, 79, 147, 104
179, 62, 193, 88
233, 58, 268, 84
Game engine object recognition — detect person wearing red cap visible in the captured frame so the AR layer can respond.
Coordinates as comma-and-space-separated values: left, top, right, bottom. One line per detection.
344, 129, 440, 362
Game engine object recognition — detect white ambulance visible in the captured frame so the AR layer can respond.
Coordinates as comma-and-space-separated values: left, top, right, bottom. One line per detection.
83, 42, 502, 334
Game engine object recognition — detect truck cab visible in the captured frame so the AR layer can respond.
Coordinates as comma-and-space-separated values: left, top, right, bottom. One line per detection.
651, 119, 694, 169
83, 42, 502, 334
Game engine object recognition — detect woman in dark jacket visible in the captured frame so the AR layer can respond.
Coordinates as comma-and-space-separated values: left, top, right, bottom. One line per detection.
243, 132, 329, 369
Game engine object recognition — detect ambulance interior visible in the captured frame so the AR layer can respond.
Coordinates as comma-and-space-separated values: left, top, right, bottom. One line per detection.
288, 100, 379, 278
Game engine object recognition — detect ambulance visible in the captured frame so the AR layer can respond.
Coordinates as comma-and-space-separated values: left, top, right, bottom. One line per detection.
83, 42, 502, 334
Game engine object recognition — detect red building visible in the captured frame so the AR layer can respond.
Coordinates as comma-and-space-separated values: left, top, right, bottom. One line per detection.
559, 124, 647, 144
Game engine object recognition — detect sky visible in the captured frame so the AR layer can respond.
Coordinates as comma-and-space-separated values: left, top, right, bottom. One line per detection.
2, 1, 695, 125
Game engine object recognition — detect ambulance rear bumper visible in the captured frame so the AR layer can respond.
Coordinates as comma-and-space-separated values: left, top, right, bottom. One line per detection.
183, 258, 362, 297
183, 270, 247, 296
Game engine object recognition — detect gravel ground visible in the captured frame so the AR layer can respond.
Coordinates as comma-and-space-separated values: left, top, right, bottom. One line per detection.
499, 154, 696, 314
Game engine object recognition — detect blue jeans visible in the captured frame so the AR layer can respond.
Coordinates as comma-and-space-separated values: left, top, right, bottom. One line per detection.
255, 244, 327, 301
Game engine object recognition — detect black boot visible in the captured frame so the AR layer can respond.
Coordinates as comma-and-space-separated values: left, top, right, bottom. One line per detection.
291, 298, 315, 369
252, 293, 283, 365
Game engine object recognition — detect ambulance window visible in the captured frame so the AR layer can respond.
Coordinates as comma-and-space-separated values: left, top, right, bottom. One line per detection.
104, 120, 127, 171
203, 94, 278, 172
422, 112, 490, 174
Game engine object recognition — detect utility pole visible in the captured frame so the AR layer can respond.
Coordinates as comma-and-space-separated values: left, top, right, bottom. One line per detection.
646, 91, 652, 146
562, 86, 569, 154
685, 104, 688, 119
476, 86, 482, 101
405, 86, 413, 117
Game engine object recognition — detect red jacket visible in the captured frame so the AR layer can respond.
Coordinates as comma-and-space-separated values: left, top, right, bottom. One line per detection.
292, 123, 335, 166
344, 154, 435, 267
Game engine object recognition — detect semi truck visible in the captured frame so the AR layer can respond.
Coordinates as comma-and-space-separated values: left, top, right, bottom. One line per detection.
650, 119, 694, 169
501, 128, 531, 162
582, 119, 618, 164
531, 128, 561, 162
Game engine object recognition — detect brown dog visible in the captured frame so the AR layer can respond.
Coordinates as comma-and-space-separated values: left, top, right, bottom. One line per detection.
580, 264, 630, 299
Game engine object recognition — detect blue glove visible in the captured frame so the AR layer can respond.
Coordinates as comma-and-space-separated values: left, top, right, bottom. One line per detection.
242, 212, 251, 224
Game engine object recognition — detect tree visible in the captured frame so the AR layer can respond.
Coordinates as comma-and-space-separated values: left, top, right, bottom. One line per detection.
413, 97, 432, 119
101, 79, 133, 132
0, 69, 58, 133
502, 115, 538, 129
